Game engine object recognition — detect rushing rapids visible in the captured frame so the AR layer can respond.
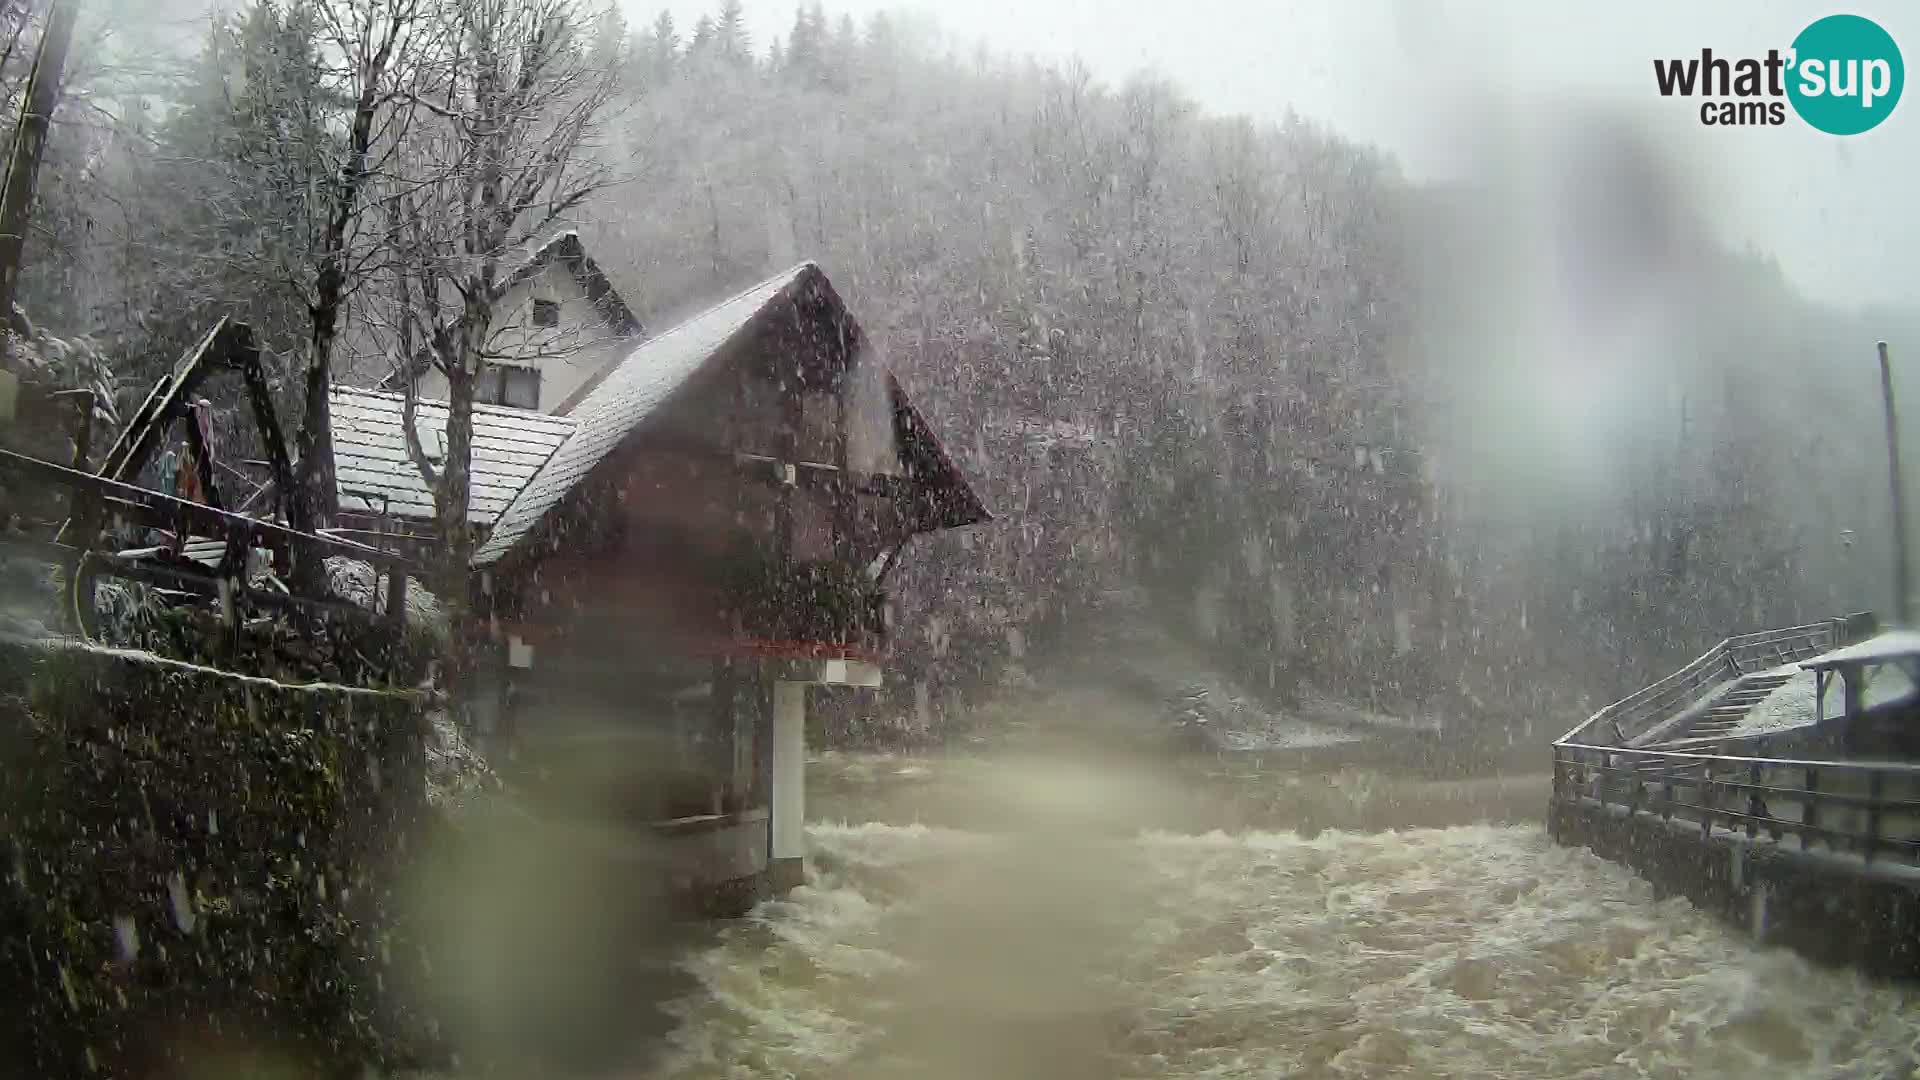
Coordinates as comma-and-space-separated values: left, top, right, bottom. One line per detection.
444, 612, 1920, 1080
654, 818, 1919, 1079
641, 633, 1920, 1080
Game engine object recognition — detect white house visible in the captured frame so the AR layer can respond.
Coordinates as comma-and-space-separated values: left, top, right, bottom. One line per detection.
376, 231, 643, 415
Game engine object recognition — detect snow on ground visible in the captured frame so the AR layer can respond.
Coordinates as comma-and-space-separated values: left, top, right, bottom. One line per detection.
1726, 660, 1918, 738
1729, 668, 1834, 736
425, 709, 504, 810
1629, 676, 1744, 746
1298, 687, 1448, 735
1206, 692, 1366, 751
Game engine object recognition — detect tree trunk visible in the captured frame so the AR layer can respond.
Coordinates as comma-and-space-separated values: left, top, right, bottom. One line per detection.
286, 290, 339, 590
286, 68, 386, 589
436, 312, 481, 727
0, 0, 79, 330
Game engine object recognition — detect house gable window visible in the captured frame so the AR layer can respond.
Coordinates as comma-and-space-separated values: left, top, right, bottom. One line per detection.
477, 363, 541, 410
532, 298, 560, 328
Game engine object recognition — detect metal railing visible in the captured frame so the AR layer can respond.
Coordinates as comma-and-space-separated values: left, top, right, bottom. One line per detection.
1558, 618, 1862, 747
1552, 742, 1920, 866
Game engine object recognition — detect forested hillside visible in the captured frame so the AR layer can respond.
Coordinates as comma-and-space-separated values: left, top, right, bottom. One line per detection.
8, 0, 1913, 735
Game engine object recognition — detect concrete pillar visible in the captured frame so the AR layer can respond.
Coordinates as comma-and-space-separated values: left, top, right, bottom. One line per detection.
769, 679, 807, 890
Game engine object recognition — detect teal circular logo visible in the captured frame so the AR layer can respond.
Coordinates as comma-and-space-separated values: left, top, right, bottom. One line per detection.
1788, 14, 1904, 134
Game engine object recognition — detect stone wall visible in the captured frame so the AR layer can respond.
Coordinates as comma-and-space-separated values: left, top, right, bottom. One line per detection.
0, 634, 431, 1077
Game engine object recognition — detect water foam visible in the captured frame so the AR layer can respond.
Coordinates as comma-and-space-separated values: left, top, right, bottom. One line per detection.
655, 823, 1920, 1079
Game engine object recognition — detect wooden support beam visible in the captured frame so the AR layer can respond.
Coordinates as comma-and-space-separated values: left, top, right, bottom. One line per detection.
7, 448, 415, 573
183, 403, 223, 512
95, 321, 230, 485
234, 326, 294, 522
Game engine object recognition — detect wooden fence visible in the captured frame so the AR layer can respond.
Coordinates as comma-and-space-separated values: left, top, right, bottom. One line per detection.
1552, 742, 1920, 866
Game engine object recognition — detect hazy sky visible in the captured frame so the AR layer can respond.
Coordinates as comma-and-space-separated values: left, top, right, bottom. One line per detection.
634, 0, 1918, 312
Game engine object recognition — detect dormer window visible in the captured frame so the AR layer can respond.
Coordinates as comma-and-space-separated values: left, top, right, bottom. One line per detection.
532, 298, 560, 328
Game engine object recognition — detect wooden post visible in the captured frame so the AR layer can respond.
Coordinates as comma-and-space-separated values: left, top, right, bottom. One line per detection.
218, 526, 249, 660
234, 329, 295, 523
1879, 341, 1910, 624
1701, 762, 1715, 840
49, 387, 92, 469
1864, 769, 1884, 864
1802, 766, 1818, 851
0, 0, 78, 327
383, 568, 406, 628
1843, 663, 1865, 723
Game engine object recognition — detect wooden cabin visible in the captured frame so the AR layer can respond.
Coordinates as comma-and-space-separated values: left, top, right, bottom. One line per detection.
335, 262, 987, 908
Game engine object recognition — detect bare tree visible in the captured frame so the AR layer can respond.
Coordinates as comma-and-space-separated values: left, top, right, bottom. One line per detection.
381, 0, 621, 710
281, 0, 445, 571
106, 0, 442, 570
0, 0, 77, 331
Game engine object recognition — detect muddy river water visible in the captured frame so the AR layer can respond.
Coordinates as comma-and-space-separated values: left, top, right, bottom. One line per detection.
640, 682, 1920, 1080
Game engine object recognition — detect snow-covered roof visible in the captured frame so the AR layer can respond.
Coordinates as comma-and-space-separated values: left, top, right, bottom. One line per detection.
1802, 630, 1920, 671
472, 263, 818, 565
330, 387, 575, 525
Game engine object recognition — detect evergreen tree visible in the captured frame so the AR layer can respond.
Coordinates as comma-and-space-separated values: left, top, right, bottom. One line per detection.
827, 11, 857, 86
637, 10, 679, 85
783, 2, 824, 83
714, 0, 749, 64
688, 13, 715, 59
588, 5, 627, 76
131, 0, 335, 387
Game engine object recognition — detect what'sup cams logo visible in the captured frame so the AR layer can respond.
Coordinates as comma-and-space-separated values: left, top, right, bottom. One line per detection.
1654, 14, 1903, 134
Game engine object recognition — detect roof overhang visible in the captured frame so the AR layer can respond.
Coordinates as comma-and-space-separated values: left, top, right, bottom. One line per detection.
474, 263, 991, 571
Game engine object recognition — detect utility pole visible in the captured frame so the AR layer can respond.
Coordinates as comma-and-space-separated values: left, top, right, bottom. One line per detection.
0, 0, 80, 332
1878, 340, 1910, 625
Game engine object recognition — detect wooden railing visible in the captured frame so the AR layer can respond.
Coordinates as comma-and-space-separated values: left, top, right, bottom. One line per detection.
1552, 742, 1920, 866
1558, 618, 1864, 747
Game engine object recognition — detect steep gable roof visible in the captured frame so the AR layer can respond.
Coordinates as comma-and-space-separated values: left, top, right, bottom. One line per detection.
472, 263, 814, 565
888, 372, 992, 533
330, 386, 575, 526
374, 231, 642, 392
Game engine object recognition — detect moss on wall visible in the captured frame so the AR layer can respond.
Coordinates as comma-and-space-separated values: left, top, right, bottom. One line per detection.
0, 635, 432, 1077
